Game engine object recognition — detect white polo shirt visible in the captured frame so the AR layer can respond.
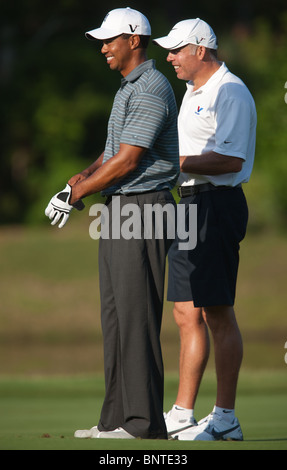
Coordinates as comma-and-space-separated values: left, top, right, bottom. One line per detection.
178, 62, 257, 187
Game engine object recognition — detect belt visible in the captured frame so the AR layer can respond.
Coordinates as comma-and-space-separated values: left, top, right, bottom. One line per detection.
177, 183, 241, 198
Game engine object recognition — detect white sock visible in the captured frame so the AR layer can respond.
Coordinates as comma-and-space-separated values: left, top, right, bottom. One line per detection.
172, 404, 194, 421
213, 406, 235, 422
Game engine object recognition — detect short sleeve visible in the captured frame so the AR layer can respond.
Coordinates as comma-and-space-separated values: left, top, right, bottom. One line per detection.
214, 83, 253, 160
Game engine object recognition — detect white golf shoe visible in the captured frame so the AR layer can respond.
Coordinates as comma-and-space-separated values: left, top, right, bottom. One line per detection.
172, 411, 243, 441
74, 425, 100, 438
164, 406, 197, 438
97, 427, 135, 439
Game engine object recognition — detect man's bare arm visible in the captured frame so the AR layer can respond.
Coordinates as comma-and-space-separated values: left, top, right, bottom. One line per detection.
180, 151, 243, 175
68, 152, 105, 187
70, 144, 146, 203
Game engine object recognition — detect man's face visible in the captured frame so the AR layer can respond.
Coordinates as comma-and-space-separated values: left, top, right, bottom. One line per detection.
166, 44, 199, 81
101, 35, 133, 76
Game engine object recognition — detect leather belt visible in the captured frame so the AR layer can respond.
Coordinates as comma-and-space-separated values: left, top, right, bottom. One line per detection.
177, 183, 241, 198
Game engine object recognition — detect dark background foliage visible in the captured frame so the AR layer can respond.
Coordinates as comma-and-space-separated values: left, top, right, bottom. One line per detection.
1, 0, 287, 228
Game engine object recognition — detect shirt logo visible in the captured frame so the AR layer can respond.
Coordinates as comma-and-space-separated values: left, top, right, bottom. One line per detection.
195, 106, 203, 115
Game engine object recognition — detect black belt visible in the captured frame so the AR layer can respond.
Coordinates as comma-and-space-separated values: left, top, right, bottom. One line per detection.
177, 183, 241, 198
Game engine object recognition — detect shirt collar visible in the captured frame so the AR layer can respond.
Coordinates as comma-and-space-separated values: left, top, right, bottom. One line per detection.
186, 62, 228, 95
121, 59, 155, 86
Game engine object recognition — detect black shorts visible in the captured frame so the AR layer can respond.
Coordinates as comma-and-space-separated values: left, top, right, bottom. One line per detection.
167, 186, 248, 307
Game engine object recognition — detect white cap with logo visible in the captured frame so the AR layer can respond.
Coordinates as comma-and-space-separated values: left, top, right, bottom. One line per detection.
86, 7, 151, 40
153, 18, 218, 50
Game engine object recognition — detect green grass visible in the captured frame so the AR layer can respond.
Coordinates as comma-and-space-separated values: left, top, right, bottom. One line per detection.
0, 223, 287, 451
0, 372, 286, 450
0, 223, 287, 374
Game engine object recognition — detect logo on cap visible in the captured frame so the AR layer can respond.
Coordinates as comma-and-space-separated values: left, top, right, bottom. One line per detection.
129, 24, 139, 33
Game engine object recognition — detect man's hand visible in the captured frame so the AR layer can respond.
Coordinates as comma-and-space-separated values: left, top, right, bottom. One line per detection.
45, 184, 85, 228
68, 172, 88, 187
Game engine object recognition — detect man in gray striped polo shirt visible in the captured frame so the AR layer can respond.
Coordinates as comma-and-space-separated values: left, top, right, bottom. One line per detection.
67, 8, 179, 439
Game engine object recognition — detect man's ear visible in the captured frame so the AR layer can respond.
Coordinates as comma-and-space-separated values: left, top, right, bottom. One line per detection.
197, 45, 207, 60
129, 34, 141, 50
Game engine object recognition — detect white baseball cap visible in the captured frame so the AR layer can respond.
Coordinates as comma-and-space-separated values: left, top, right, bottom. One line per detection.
85, 7, 151, 40
153, 18, 218, 50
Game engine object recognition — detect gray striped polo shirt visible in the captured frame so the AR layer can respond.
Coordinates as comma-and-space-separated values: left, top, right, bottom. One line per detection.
102, 59, 179, 196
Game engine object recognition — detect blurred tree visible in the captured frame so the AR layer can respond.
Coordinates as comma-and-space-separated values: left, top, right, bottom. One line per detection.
219, 15, 287, 230
0, 0, 286, 227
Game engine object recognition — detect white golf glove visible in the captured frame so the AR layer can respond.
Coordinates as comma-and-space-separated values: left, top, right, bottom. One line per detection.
45, 184, 85, 228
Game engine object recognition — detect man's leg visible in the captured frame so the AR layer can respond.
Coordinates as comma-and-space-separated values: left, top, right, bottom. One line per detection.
164, 301, 209, 436
171, 304, 244, 441
204, 305, 243, 409
98, 236, 124, 432
173, 301, 210, 409
98, 193, 171, 439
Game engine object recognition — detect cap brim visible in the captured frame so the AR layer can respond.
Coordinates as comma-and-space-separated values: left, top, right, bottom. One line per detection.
85, 27, 121, 40
152, 36, 188, 50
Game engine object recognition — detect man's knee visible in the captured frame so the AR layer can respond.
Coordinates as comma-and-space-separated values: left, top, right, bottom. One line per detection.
173, 302, 203, 329
204, 305, 239, 335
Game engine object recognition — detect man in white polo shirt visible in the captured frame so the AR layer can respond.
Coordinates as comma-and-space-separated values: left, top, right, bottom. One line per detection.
154, 18, 256, 441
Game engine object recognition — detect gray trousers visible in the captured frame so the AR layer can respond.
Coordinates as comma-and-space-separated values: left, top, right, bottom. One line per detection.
97, 190, 176, 439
